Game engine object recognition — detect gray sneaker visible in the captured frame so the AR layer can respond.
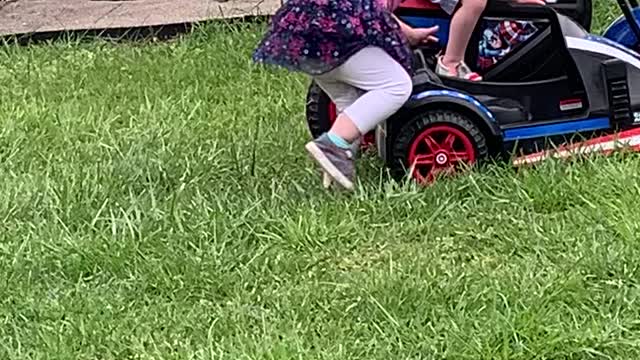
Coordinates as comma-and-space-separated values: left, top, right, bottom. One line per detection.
305, 133, 355, 191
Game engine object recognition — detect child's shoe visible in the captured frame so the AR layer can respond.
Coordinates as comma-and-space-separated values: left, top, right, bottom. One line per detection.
305, 133, 355, 191
320, 138, 360, 189
436, 56, 482, 81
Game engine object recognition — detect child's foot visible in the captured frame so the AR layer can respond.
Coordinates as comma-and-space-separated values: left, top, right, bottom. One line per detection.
305, 133, 355, 191
320, 138, 361, 189
436, 56, 482, 81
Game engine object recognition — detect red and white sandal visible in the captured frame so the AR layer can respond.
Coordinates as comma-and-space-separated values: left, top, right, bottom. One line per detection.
435, 55, 482, 81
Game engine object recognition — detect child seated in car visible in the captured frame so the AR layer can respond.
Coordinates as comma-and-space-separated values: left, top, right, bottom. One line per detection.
434, 0, 545, 81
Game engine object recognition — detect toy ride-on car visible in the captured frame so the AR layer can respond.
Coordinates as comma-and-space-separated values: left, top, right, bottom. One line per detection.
305, 0, 592, 149
305, 0, 640, 184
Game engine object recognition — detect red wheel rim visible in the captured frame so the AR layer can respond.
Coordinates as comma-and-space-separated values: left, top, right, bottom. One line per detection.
408, 125, 477, 183
327, 101, 374, 149
328, 101, 337, 124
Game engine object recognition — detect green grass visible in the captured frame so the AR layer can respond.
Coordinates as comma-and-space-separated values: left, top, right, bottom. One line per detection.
2, 1, 640, 358
593, 0, 621, 32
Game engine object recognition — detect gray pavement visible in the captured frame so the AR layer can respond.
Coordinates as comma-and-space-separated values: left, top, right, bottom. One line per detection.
0, 0, 280, 36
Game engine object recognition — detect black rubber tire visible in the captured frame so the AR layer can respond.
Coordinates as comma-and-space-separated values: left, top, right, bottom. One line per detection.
389, 110, 489, 182
305, 81, 333, 139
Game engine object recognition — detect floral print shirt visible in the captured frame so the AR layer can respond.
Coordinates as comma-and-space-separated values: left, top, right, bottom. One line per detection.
252, 0, 413, 76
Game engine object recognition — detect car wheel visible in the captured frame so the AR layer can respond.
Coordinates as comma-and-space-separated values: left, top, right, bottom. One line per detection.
390, 110, 489, 184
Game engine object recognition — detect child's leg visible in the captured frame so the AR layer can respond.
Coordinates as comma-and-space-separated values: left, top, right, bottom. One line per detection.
312, 79, 363, 188
313, 78, 364, 148
440, 0, 487, 78
306, 46, 412, 190
322, 46, 412, 143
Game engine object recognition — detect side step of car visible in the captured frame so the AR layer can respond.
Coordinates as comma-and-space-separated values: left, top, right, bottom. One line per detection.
603, 58, 633, 128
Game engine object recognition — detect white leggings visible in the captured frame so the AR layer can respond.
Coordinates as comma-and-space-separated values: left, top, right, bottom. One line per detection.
313, 46, 413, 135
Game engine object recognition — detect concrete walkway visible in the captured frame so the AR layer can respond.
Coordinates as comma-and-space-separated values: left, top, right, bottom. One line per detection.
0, 0, 280, 36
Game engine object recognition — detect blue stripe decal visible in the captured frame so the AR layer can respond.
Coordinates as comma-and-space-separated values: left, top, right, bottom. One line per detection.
411, 89, 495, 121
586, 34, 640, 60
503, 117, 610, 141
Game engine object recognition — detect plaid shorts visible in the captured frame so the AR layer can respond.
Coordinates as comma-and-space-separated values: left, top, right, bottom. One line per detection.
432, 0, 459, 14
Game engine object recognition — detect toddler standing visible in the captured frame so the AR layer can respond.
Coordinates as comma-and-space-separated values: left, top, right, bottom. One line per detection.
253, 0, 439, 191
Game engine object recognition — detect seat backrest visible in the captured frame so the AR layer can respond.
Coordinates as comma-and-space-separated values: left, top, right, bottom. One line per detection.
473, 5, 578, 83
487, 0, 592, 30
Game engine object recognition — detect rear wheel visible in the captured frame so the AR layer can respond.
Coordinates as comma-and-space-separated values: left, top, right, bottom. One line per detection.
390, 110, 489, 184
305, 81, 376, 150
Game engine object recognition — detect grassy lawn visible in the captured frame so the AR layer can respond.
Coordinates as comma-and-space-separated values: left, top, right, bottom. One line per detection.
1, 1, 639, 359
595, 3, 622, 33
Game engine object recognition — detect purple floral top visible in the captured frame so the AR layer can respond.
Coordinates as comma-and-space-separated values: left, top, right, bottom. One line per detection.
252, 0, 413, 76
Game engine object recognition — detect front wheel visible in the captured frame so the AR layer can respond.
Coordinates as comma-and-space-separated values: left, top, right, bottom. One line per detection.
390, 110, 489, 184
